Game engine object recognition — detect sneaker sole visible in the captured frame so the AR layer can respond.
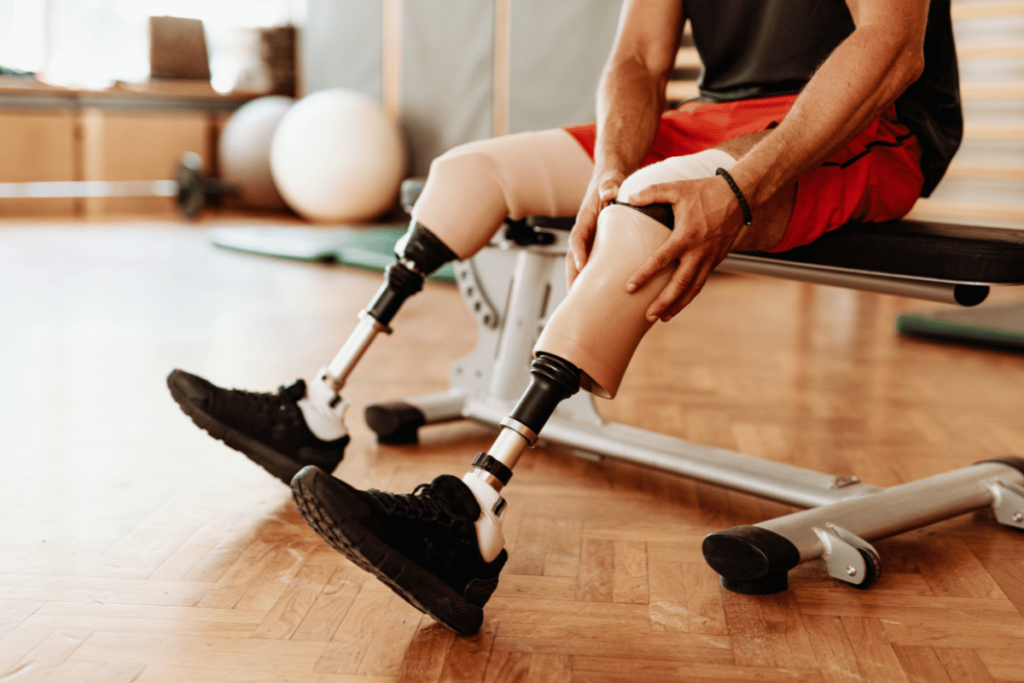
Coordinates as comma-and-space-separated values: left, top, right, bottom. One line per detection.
291, 467, 484, 636
167, 371, 334, 485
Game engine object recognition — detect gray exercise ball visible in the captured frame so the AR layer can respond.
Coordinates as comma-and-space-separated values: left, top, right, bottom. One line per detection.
219, 95, 294, 209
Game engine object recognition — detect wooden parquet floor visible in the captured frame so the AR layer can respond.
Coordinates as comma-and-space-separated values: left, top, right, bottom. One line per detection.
2, 219, 1024, 682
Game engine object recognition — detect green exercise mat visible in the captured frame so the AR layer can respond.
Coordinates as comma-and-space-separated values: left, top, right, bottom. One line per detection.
209, 225, 457, 284
896, 303, 1024, 353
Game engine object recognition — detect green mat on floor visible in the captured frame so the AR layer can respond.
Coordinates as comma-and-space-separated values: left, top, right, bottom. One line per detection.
209, 225, 457, 284
896, 303, 1024, 353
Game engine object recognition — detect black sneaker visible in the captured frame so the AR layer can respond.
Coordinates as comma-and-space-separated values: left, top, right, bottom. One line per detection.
291, 465, 507, 636
167, 369, 349, 485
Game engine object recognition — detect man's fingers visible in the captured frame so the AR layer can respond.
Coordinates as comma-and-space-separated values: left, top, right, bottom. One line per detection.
566, 253, 580, 288
645, 264, 692, 321
598, 180, 620, 202
567, 221, 592, 273
568, 201, 597, 270
625, 237, 682, 293
663, 261, 714, 320
627, 182, 673, 207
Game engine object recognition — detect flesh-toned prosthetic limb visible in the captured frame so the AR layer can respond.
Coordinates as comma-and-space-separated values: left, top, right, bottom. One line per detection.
462, 148, 738, 560
300, 130, 593, 433
538, 147, 736, 398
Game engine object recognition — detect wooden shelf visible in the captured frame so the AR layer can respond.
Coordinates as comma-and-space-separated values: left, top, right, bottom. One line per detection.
0, 77, 258, 113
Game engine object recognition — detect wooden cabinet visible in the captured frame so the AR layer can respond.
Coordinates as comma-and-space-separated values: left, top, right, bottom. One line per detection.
0, 83, 243, 218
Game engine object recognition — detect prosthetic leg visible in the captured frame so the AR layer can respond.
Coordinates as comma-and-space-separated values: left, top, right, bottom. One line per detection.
453, 170, 691, 562
302, 129, 594, 437
309, 221, 456, 402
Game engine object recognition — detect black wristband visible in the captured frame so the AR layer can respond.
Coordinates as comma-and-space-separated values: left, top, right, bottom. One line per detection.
716, 168, 753, 227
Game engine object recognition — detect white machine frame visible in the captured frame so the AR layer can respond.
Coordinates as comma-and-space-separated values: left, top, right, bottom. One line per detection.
365, 219, 1024, 592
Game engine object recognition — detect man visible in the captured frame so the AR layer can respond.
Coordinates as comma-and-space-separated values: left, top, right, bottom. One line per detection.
169, 0, 960, 636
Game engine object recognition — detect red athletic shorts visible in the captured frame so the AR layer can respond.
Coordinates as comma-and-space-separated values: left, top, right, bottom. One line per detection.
563, 94, 924, 253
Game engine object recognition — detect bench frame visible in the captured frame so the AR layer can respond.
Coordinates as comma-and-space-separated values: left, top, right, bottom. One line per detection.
365, 217, 1024, 593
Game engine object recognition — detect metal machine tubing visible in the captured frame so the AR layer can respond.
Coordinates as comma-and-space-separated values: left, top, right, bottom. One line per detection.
403, 388, 468, 424
461, 397, 881, 508
719, 253, 988, 305
757, 461, 1024, 561
488, 250, 553, 402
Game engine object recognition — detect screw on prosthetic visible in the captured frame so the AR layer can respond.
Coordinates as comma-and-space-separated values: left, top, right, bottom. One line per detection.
311, 222, 458, 407
462, 353, 581, 561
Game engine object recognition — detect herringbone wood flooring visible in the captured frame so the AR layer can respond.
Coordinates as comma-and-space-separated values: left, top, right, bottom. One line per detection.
2, 219, 1024, 682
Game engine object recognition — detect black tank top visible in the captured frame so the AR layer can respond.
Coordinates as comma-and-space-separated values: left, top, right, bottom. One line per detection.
685, 0, 962, 197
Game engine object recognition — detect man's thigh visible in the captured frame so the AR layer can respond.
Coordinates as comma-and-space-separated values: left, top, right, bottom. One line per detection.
772, 114, 924, 253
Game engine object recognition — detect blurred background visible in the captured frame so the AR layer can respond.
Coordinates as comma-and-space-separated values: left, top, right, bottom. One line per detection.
0, 0, 1020, 226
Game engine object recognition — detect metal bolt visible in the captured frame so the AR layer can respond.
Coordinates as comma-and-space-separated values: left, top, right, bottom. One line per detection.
846, 566, 858, 577
1013, 512, 1023, 523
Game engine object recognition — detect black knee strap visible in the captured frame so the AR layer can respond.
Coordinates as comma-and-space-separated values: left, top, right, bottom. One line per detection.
611, 200, 675, 230
472, 453, 513, 486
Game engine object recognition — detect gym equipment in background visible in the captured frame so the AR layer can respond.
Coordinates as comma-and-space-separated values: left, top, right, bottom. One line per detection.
364, 179, 1024, 595
219, 95, 294, 210
270, 89, 407, 223
897, 302, 1024, 353
0, 152, 234, 220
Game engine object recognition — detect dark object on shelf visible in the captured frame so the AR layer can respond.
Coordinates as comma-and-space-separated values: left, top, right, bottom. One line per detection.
149, 16, 211, 82
261, 26, 297, 97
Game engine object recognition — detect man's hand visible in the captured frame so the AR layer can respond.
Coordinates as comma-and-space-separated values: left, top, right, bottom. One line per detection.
567, 168, 626, 286
624, 176, 749, 322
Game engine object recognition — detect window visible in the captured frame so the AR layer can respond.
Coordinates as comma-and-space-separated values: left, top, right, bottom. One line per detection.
0, 0, 303, 92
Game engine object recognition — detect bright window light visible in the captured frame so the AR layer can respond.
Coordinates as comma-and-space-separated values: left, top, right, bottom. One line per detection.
0, 0, 303, 91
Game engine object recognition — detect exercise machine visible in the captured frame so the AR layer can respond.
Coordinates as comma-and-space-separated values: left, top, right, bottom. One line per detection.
364, 183, 1024, 594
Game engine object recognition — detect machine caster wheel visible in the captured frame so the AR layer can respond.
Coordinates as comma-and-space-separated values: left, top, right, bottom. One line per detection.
365, 401, 426, 445
851, 548, 882, 590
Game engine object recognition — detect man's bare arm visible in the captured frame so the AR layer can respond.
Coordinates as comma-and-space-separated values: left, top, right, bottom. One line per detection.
730, 0, 929, 210
626, 0, 930, 321
566, 0, 682, 284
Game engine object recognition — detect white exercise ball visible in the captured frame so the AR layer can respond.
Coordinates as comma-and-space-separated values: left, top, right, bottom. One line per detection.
219, 95, 294, 209
270, 89, 407, 222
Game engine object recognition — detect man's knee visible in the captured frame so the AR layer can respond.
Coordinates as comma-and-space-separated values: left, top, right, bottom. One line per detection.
617, 147, 737, 201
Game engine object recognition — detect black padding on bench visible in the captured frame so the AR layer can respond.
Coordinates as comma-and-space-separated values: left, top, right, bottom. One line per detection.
526, 215, 1024, 285
745, 220, 1024, 284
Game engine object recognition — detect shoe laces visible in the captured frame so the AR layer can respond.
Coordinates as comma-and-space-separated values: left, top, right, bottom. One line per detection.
371, 483, 478, 566
216, 381, 306, 433
371, 482, 464, 526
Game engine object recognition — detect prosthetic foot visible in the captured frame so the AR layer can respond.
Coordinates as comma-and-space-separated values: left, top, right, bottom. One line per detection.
291, 353, 580, 635
167, 369, 350, 484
